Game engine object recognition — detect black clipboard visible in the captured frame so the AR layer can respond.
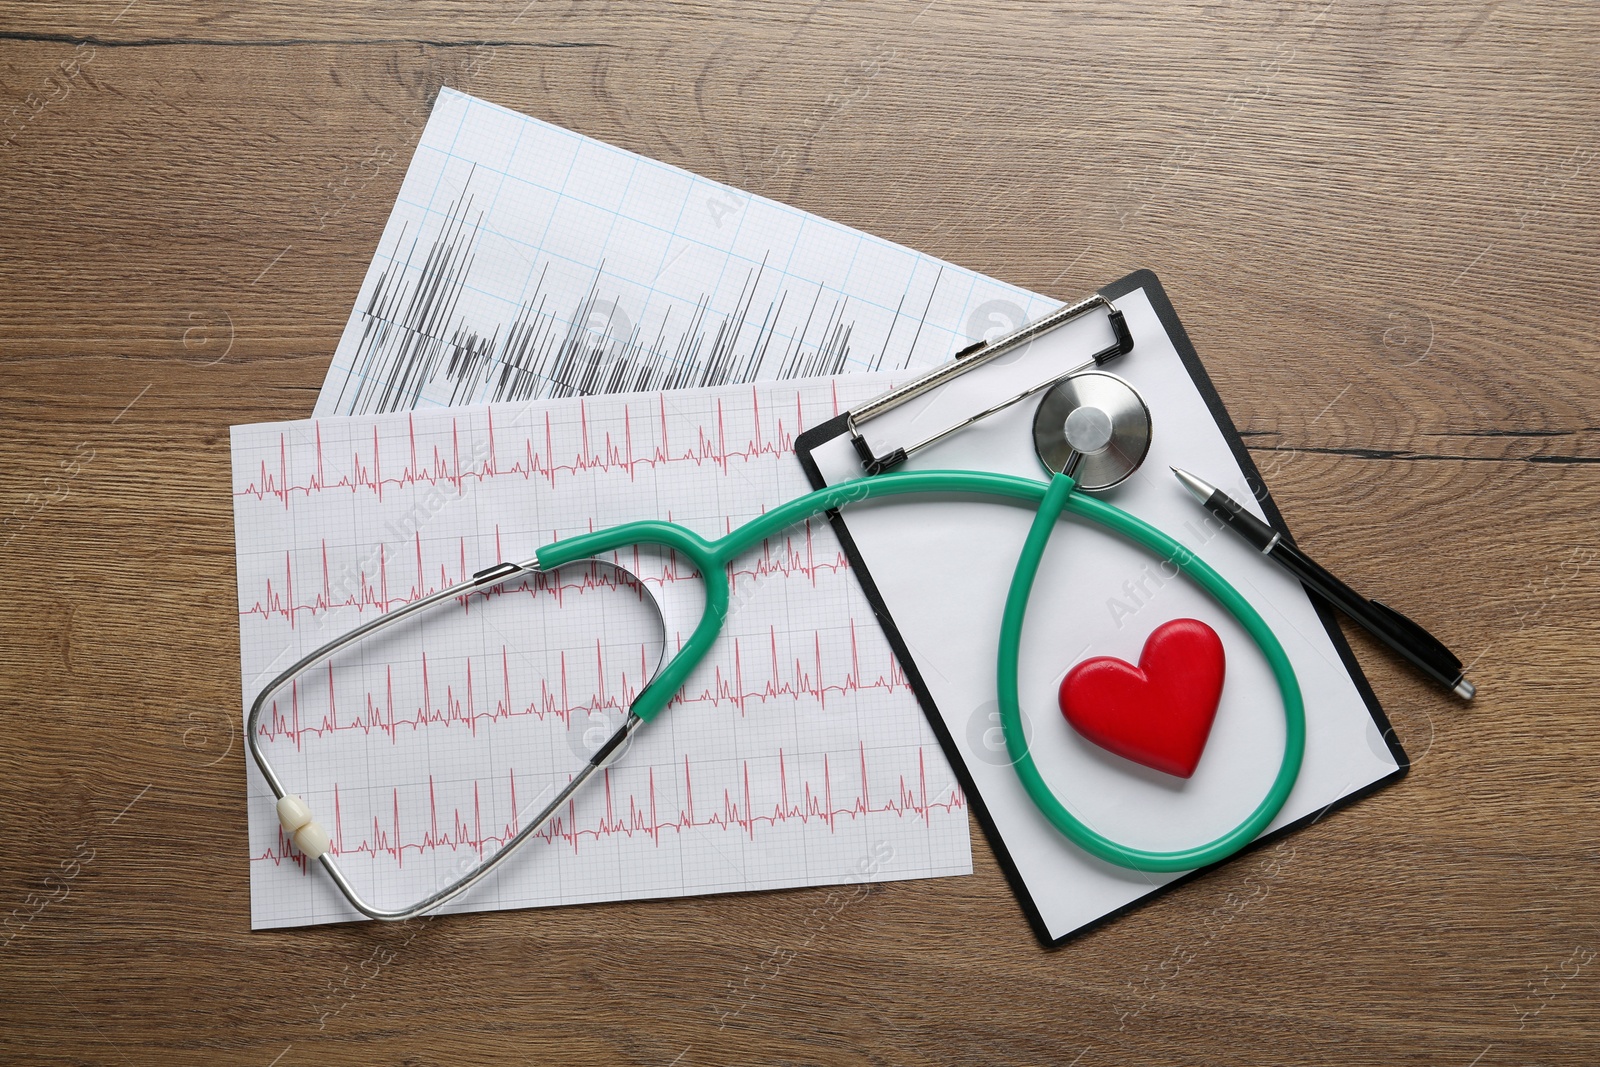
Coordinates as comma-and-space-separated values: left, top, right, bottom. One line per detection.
793, 269, 1409, 947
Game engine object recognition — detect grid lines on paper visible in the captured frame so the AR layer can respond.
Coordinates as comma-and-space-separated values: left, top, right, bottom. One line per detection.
315, 88, 1057, 417
235, 376, 973, 928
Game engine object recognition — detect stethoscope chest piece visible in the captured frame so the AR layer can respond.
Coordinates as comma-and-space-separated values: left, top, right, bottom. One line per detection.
1032, 371, 1152, 491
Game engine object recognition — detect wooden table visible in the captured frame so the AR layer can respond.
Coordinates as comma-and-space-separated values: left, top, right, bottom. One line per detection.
3, 2, 1596, 1063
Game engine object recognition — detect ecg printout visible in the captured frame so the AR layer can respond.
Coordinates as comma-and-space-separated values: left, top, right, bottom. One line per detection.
314, 88, 1061, 416
235, 378, 972, 928
263, 86, 1074, 927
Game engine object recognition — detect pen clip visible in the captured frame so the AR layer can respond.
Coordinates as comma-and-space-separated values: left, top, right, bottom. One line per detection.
1367, 599, 1462, 675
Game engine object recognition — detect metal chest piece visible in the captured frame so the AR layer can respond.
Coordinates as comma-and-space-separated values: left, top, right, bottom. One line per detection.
1033, 371, 1152, 491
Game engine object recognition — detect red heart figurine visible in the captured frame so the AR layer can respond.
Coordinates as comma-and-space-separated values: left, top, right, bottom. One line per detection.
1058, 618, 1226, 779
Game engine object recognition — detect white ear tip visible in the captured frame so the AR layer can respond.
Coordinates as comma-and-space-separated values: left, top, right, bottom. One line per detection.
292, 821, 331, 859
276, 794, 314, 833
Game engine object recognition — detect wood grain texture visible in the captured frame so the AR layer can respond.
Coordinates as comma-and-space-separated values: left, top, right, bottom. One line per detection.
1, 2, 1596, 1064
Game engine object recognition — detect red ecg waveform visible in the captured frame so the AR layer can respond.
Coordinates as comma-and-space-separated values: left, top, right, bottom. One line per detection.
238, 518, 850, 627
255, 618, 909, 747
236, 385, 841, 506
253, 743, 965, 873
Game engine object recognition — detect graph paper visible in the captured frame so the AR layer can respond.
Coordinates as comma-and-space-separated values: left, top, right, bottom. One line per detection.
265, 87, 1071, 927
313, 88, 1060, 416
235, 377, 972, 928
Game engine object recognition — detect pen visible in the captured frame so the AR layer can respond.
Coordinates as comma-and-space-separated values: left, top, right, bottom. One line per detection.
1170, 468, 1475, 700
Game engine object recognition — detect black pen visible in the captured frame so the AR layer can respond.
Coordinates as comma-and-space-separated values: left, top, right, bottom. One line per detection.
1171, 468, 1475, 700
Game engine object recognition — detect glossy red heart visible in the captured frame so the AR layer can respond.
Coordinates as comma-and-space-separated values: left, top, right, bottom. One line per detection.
1058, 618, 1226, 779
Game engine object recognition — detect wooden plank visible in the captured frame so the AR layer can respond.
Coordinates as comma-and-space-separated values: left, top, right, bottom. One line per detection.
1, 1, 1597, 1064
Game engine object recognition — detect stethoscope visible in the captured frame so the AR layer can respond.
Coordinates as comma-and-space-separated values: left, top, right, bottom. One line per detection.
248, 293, 1305, 922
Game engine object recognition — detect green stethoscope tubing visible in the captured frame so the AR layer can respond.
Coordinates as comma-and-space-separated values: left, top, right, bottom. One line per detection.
1000, 473, 1304, 872
535, 468, 1305, 874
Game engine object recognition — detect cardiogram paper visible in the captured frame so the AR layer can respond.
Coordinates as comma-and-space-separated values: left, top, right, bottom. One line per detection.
260, 85, 1086, 926
313, 87, 1064, 416
234, 377, 973, 927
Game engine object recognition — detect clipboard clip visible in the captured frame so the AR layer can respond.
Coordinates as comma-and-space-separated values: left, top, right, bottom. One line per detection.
844, 292, 1134, 475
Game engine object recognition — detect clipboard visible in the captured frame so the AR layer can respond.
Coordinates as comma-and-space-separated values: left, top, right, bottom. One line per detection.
794, 269, 1409, 947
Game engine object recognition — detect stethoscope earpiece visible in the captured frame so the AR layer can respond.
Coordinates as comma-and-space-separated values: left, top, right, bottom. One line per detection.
248, 558, 669, 922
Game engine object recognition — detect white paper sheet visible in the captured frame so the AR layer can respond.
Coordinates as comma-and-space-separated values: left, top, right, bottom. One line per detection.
313, 87, 1057, 416
235, 378, 971, 928
809, 285, 1401, 942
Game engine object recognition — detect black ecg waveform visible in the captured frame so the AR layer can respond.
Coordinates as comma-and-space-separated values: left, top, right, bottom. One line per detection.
329, 174, 946, 415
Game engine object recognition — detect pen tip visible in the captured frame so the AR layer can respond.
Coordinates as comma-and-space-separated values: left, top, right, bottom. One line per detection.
1170, 467, 1213, 504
